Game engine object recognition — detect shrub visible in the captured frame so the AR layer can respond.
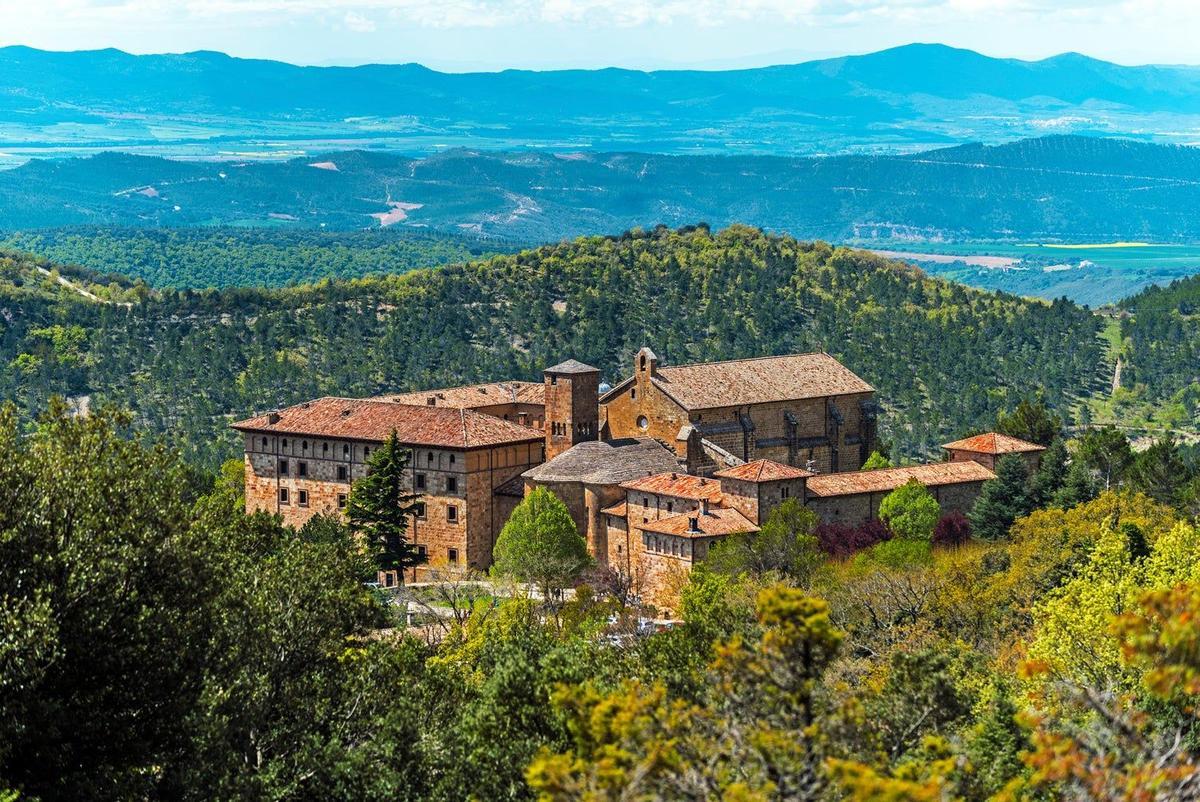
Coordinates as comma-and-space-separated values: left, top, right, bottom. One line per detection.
932, 511, 972, 547
815, 518, 892, 559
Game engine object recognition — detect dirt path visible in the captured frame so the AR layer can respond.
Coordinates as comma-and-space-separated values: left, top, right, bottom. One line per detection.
1112, 357, 1122, 394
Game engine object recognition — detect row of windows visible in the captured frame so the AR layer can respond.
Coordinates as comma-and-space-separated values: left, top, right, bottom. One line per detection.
276, 491, 459, 523
264, 437, 368, 459
643, 533, 697, 559
549, 421, 595, 437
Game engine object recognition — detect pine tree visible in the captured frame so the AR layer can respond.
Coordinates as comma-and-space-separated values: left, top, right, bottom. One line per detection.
1053, 456, 1100, 509
346, 430, 424, 583
1030, 437, 1068, 507
969, 455, 1031, 541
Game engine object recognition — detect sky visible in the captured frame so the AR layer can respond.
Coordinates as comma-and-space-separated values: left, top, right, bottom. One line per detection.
1, 0, 1198, 71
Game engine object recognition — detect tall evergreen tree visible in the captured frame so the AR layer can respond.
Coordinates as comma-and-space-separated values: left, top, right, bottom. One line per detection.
1053, 455, 1101, 510
1077, 426, 1134, 490
969, 455, 1032, 541
346, 430, 425, 583
1030, 437, 1069, 507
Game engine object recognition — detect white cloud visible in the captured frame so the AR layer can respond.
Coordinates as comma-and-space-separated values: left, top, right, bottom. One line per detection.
342, 10, 377, 31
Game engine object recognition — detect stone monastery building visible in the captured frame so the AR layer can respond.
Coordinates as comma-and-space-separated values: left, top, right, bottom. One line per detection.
234, 347, 1042, 606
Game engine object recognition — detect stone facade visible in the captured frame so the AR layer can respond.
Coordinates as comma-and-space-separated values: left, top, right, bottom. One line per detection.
234, 398, 544, 585
544, 360, 601, 461
600, 348, 878, 475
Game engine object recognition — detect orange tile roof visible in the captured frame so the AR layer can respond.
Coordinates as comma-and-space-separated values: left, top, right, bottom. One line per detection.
621, 471, 724, 502
601, 501, 628, 517
647, 352, 873, 410
714, 459, 813, 482
374, 381, 545, 409
231, 397, 543, 450
638, 508, 759, 538
805, 461, 996, 498
942, 432, 1046, 455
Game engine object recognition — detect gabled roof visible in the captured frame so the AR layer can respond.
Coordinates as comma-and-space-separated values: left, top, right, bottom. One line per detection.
545, 359, 599, 374
805, 461, 996, 498
600, 352, 873, 409
942, 432, 1046, 455
232, 397, 543, 450
522, 438, 680, 485
621, 471, 724, 502
715, 459, 814, 483
638, 508, 759, 539
376, 381, 544, 409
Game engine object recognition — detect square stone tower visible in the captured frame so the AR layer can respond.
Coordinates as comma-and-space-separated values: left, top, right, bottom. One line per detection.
543, 359, 601, 461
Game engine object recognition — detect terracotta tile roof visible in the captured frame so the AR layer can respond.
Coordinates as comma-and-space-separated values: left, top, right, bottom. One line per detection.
522, 438, 680, 485
545, 359, 599, 374
231, 397, 543, 450
715, 459, 814, 483
621, 471, 724, 502
601, 501, 628, 517
374, 381, 545, 409
942, 432, 1046, 455
638, 508, 759, 538
806, 461, 996, 498
645, 352, 873, 410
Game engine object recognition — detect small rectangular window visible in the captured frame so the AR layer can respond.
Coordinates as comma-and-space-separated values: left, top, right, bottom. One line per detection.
278, 459, 289, 475
447, 505, 458, 523
298, 489, 309, 507
343, 444, 350, 457
446, 476, 457, 493
337, 493, 347, 509
416, 473, 426, 489
417, 544, 428, 559
298, 461, 308, 477
448, 548, 459, 563
279, 488, 289, 504
337, 465, 348, 481
427, 451, 434, 463
781, 486, 790, 499
449, 454, 456, 464
415, 502, 427, 519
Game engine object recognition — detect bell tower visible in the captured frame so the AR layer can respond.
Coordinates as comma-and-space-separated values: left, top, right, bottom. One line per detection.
543, 359, 600, 461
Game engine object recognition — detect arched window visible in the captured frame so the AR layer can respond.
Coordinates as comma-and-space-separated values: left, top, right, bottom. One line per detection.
301, 440, 308, 450
281, 439, 288, 448
640, 354, 647, 371
261, 437, 268, 448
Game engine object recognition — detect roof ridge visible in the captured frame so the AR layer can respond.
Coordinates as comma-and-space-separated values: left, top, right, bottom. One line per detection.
656, 350, 833, 371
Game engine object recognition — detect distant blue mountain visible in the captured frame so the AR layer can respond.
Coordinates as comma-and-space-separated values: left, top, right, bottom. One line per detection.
2, 43, 1200, 163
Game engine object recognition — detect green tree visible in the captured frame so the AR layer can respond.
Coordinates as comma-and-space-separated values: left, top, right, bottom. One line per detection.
878, 478, 939, 541
1077, 425, 1134, 490
491, 487, 592, 601
996, 398, 1062, 446
704, 499, 822, 583
1030, 437, 1069, 507
346, 430, 424, 583
1128, 434, 1191, 506
970, 454, 1032, 541
861, 450, 892, 470
1053, 453, 1101, 509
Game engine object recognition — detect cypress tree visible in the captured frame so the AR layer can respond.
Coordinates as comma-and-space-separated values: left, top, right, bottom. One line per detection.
346, 430, 424, 583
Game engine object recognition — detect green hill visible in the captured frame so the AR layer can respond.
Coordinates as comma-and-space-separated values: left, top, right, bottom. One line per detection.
1, 225, 1104, 469
0, 227, 516, 289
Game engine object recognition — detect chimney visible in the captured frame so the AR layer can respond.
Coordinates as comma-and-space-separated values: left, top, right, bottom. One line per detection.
688, 516, 700, 533
700, 498, 709, 515
267, 412, 280, 424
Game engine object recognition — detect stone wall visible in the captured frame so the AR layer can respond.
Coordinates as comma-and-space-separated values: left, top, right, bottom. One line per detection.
243, 432, 542, 583
805, 479, 988, 527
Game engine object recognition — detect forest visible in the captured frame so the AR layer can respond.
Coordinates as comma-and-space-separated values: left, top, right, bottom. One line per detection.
0, 225, 1105, 469
1118, 274, 1200, 424
0, 226, 511, 289
4, 376, 1200, 800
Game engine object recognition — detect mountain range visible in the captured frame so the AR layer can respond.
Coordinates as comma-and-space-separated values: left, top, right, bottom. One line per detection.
4, 43, 1200, 165
4, 135, 1199, 244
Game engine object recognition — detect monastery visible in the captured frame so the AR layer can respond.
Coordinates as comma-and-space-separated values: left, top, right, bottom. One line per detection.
233, 347, 1043, 607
